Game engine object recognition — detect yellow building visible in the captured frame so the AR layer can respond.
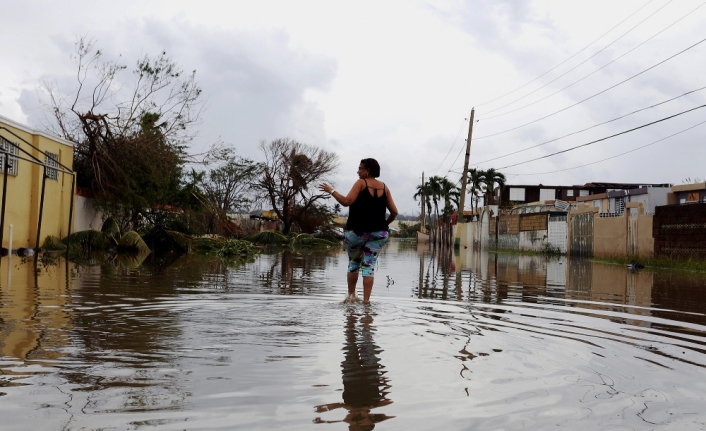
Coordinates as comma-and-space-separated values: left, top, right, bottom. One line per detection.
0, 115, 74, 251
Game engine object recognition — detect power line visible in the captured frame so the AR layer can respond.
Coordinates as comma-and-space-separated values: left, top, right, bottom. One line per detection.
429, 119, 468, 175
479, 0, 675, 117
473, 35, 706, 141
506, 118, 706, 176
475, 0, 655, 108
445, 142, 467, 177
474, 85, 706, 165
497, 102, 706, 170
479, 0, 705, 120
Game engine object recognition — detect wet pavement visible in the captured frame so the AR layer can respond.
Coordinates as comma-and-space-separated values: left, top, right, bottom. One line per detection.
1, 239, 706, 430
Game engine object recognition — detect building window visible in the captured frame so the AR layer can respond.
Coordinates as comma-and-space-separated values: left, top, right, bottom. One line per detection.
539, 188, 555, 201
680, 198, 686, 204
45, 152, 59, 181
0, 137, 19, 176
580, 190, 590, 197
567, 189, 574, 197
509, 187, 525, 201
615, 197, 625, 215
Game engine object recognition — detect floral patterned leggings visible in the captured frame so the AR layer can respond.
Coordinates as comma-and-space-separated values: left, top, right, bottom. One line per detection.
344, 230, 389, 277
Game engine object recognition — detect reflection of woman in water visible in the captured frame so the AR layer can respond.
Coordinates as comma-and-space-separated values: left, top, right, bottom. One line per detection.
315, 312, 394, 430
319, 158, 398, 304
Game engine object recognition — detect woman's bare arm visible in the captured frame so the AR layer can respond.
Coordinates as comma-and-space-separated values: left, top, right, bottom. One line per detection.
319, 180, 364, 207
385, 188, 399, 226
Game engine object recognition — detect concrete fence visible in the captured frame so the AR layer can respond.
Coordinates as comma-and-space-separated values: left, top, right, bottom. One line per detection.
567, 202, 653, 258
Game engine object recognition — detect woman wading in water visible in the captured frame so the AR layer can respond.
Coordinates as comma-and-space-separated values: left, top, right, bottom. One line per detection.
319, 158, 398, 304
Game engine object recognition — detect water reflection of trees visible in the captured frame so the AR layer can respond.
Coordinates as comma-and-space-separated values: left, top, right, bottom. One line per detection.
417, 245, 456, 300
258, 250, 339, 295
315, 311, 394, 430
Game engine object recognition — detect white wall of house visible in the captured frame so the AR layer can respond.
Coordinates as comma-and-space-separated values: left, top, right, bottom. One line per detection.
645, 188, 670, 213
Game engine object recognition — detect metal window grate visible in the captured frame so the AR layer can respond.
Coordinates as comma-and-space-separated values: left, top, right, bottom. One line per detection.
0, 136, 19, 176
599, 212, 623, 218
45, 152, 59, 180
615, 197, 625, 215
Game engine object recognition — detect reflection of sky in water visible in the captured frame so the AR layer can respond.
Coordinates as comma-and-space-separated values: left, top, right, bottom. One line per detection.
1, 242, 706, 429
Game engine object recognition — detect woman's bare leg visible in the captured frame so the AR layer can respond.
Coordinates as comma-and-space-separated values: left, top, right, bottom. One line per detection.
347, 272, 359, 296
362, 276, 374, 303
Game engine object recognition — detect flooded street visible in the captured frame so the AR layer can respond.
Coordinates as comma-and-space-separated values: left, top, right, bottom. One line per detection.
2, 239, 706, 430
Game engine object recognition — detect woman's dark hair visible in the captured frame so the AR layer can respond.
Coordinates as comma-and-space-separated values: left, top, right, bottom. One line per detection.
361, 158, 381, 178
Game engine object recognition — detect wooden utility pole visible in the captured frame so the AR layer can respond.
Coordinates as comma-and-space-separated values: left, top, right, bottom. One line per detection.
457, 108, 475, 216
419, 171, 426, 233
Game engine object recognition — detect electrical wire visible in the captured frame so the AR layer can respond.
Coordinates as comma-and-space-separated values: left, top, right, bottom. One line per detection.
497, 102, 706, 170
445, 142, 467, 177
473, 35, 706, 141
479, 0, 706, 120
475, 0, 655, 108
429, 119, 468, 175
480, 0, 675, 117
474, 84, 706, 165
506, 118, 706, 176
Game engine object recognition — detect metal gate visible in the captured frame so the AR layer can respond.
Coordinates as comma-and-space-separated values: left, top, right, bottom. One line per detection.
627, 214, 638, 256
570, 212, 593, 257
548, 215, 567, 253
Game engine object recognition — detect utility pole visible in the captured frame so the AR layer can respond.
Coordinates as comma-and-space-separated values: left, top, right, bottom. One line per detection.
457, 108, 475, 216
454, 108, 475, 250
419, 171, 426, 233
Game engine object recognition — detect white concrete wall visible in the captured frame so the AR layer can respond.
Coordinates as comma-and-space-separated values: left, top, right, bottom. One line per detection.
519, 230, 547, 251
73, 196, 105, 232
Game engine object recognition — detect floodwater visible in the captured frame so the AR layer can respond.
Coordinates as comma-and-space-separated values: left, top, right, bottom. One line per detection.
1, 240, 706, 430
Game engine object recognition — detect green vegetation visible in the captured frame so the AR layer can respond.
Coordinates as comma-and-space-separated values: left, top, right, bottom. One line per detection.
540, 243, 563, 256
246, 230, 340, 250
214, 239, 260, 257
488, 247, 563, 258
395, 221, 422, 238
591, 255, 706, 272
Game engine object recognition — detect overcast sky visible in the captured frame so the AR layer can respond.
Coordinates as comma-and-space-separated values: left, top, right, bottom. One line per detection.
2, 0, 705, 214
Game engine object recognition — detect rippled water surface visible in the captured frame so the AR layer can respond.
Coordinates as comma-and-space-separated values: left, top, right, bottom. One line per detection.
2, 239, 706, 430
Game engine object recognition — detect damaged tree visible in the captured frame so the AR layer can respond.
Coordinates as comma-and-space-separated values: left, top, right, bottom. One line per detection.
256, 138, 338, 234
41, 37, 204, 230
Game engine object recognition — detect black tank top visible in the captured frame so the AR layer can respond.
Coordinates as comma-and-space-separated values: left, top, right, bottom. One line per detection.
345, 179, 388, 232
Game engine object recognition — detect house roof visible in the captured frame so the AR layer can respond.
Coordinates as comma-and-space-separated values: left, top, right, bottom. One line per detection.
584, 182, 671, 188
503, 182, 671, 189
672, 182, 706, 192
0, 114, 74, 148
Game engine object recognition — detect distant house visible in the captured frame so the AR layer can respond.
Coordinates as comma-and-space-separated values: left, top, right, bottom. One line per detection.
669, 182, 706, 204
576, 186, 672, 215
497, 182, 671, 214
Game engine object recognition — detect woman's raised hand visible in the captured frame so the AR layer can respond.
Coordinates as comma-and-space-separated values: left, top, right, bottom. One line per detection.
318, 183, 333, 194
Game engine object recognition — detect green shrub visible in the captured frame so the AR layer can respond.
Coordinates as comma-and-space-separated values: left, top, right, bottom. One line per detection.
42, 235, 67, 251
245, 230, 289, 245
101, 217, 121, 238
215, 239, 260, 257
62, 230, 108, 251
117, 231, 150, 254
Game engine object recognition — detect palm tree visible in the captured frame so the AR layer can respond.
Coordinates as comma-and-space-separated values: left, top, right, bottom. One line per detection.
438, 177, 460, 218
438, 177, 460, 247
427, 176, 445, 243
467, 168, 484, 218
482, 168, 506, 207
413, 183, 433, 230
